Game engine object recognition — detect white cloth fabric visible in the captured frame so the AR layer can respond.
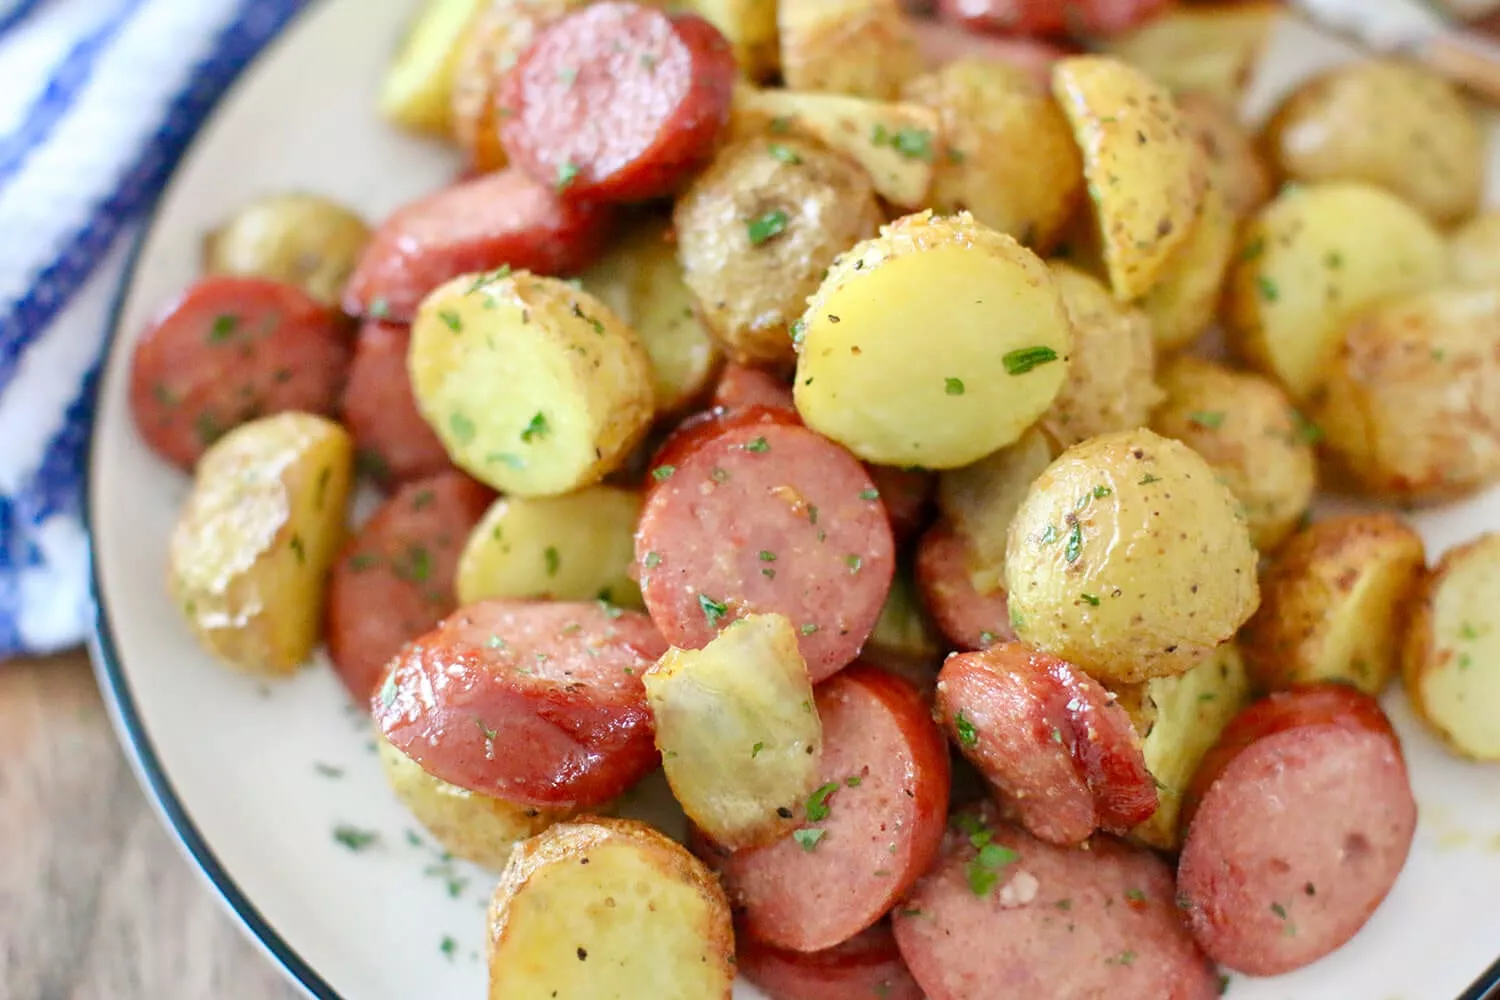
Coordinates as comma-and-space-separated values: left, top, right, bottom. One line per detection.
0, 0, 306, 656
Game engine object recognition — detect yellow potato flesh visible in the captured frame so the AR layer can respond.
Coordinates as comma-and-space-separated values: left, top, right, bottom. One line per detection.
937, 428, 1055, 594
378, 0, 487, 136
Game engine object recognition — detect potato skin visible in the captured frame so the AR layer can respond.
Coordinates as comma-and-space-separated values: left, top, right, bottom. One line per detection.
1310, 285, 1500, 503
1004, 429, 1259, 684
1224, 182, 1450, 402
409, 270, 656, 497
778, 0, 921, 100
1450, 211, 1500, 287
674, 135, 882, 368
376, 729, 571, 871
1174, 91, 1272, 223
793, 211, 1072, 469
1150, 356, 1316, 551
1241, 514, 1426, 698
1262, 58, 1485, 226
168, 413, 353, 675
488, 817, 734, 1000
1052, 56, 1208, 301
1403, 532, 1500, 760
203, 193, 370, 307
1101, 2, 1280, 106
903, 57, 1083, 253
1039, 262, 1160, 451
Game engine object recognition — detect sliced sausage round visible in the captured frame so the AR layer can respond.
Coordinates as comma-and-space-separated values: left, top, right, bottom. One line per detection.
340, 320, 452, 487
712, 363, 796, 416
935, 643, 1157, 845
128, 276, 351, 470
866, 464, 934, 546
698, 666, 950, 952
636, 420, 895, 682
498, 2, 737, 202
915, 524, 1015, 651
375, 599, 666, 809
893, 804, 1220, 1000
737, 920, 923, 1000
326, 472, 493, 702
342, 168, 613, 322
1176, 684, 1417, 976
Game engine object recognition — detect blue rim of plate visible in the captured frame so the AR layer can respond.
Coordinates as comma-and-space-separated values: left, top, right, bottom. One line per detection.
73, 4, 1500, 998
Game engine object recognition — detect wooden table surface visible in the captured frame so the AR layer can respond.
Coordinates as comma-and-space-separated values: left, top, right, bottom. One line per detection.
0, 650, 298, 1000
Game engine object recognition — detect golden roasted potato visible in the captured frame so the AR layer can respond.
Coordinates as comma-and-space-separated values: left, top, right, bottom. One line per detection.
488, 817, 735, 1000
644, 614, 823, 850
168, 413, 353, 675
1141, 181, 1237, 355
794, 211, 1072, 469
1150, 356, 1317, 551
1040, 262, 1160, 449
684, 0, 778, 81
937, 428, 1056, 595
1102, 2, 1280, 106
579, 219, 721, 414
456, 487, 643, 609
450, 0, 585, 172
1005, 429, 1259, 684
409, 271, 655, 497
1403, 532, 1500, 760
778, 0, 920, 99
203, 193, 370, 307
1129, 643, 1251, 851
1224, 182, 1450, 401
377, 729, 570, 871
1262, 58, 1485, 226
1241, 514, 1426, 697
902, 58, 1083, 253
379, 0, 487, 136
1174, 91, 1272, 223
1311, 285, 1500, 503
1449, 210, 1500, 286
730, 86, 940, 208
1052, 56, 1208, 301
674, 135, 882, 368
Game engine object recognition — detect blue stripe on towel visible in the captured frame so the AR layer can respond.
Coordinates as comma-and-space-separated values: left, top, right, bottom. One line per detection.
0, 0, 305, 394
0, 0, 46, 37
0, 0, 147, 192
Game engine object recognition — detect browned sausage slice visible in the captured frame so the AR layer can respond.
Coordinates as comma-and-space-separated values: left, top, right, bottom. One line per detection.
698, 667, 950, 953
737, 920, 923, 1000
893, 804, 1220, 1000
915, 524, 1015, 651
636, 420, 895, 683
498, 2, 737, 202
935, 643, 1157, 845
342, 168, 613, 322
129, 276, 352, 470
340, 320, 452, 487
375, 599, 666, 808
326, 472, 493, 702
712, 363, 796, 415
1176, 684, 1417, 976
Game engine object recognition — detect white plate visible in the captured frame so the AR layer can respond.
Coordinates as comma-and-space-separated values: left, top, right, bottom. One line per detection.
86, 2, 1500, 998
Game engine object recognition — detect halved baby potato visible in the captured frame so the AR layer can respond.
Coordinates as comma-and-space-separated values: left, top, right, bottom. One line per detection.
777, 0, 920, 100
488, 817, 735, 1000
684, 0, 779, 81
1138, 182, 1237, 354
1174, 91, 1273, 223
1403, 532, 1500, 761
377, 728, 571, 871
378, 0, 487, 136
729, 85, 941, 208
168, 413, 353, 675
456, 487, 643, 609
1052, 56, 1208, 301
937, 427, 1056, 595
579, 219, 722, 415
409, 270, 656, 497
1450, 210, 1500, 286
1224, 182, 1450, 402
1241, 514, 1426, 697
1101, 2, 1280, 106
1130, 642, 1251, 851
644, 614, 823, 851
794, 211, 1072, 469
203, 193, 370, 308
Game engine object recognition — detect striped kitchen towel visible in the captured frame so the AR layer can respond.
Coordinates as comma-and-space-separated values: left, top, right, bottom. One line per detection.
0, 0, 308, 658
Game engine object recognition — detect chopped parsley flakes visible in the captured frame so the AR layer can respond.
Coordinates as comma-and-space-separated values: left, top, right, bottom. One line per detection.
1003, 346, 1059, 375
747, 209, 789, 246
